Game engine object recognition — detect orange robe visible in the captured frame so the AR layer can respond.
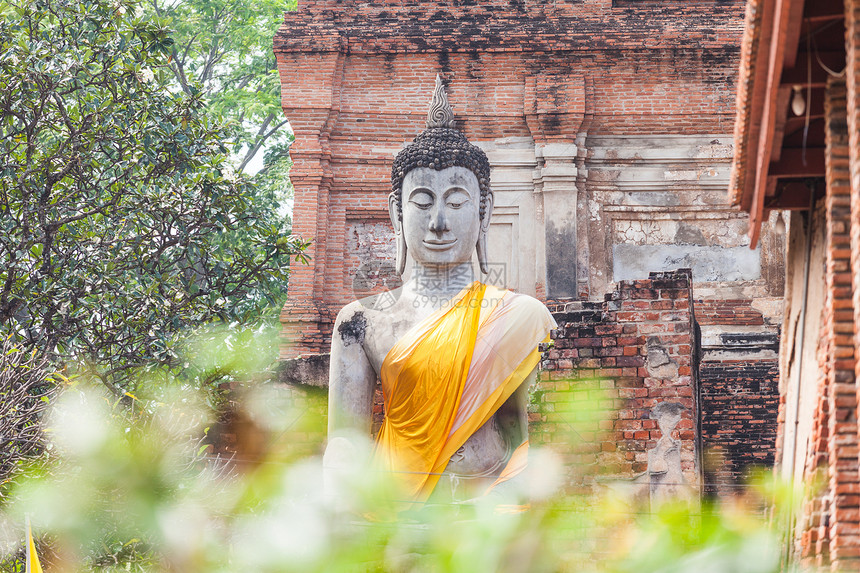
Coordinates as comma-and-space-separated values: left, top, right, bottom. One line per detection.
374, 281, 556, 503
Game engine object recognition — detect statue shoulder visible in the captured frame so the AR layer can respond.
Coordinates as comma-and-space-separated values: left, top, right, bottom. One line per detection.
504, 291, 553, 315
331, 287, 404, 350
498, 291, 557, 332
334, 300, 366, 323
332, 300, 372, 349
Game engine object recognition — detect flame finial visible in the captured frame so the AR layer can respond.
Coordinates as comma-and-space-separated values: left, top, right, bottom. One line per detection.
426, 74, 455, 129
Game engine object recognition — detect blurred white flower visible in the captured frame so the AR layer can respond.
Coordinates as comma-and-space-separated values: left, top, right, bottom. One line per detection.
233, 461, 330, 568
157, 502, 210, 564
526, 447, 564, 502
0, 515, 18, 557
49, 388, 111, 457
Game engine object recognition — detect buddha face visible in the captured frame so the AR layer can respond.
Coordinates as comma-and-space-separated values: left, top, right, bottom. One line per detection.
400, 166, 482, 267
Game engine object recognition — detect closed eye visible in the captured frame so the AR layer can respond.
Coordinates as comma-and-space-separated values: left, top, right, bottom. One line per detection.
408, 189, 433, 209
445, 188, 471, 209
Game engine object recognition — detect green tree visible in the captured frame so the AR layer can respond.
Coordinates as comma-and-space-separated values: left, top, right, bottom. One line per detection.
148, 0, 296, 200
0, 0, 307, 391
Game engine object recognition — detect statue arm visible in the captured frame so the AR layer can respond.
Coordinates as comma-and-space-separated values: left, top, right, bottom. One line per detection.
482, 368, 536, 501
497, 368, 535, 450
496, 295, 553, 452
327, 303, 377, 437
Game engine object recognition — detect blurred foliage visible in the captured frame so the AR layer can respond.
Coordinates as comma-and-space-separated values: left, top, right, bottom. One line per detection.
0, 0, 308, 391
0, 328, 807, 573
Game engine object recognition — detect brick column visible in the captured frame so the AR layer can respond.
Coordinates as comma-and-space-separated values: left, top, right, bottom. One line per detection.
845, 0, 860, 494
535, 269, 699, 495
822, 76, 860, 568
275, 46, 345, 358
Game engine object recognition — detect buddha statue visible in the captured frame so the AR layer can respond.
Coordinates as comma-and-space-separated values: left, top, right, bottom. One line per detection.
326, 76, 556, 505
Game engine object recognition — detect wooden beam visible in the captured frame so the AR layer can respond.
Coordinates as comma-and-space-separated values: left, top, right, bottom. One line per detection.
783, 117, 825, 148
804, 0, 845, 24
750, 0, 796, 249
783, 114, 826, 136
765, 179, 821, 209
783, 0, 807, 68
782, 113, 824, 141
740, 0, 779, 214
768, 147, 827, 176
771, 86, 793, 162
781, 51, 845, 87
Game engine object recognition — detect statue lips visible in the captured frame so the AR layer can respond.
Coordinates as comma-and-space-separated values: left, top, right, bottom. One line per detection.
423, 239, 458, 251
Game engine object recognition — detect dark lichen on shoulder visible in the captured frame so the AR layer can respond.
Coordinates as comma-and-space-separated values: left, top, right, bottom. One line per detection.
338, 310, 368, 347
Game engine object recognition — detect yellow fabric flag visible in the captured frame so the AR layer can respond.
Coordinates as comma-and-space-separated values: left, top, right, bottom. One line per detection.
26, 519, 43, 573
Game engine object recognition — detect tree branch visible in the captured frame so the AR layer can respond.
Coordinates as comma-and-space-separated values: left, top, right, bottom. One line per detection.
237, 115, 287, 173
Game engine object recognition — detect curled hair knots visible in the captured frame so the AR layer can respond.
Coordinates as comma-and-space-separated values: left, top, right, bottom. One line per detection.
391, 128, 491, 220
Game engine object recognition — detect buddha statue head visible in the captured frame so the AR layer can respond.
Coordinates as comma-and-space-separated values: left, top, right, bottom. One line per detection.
388, 76, 493, 275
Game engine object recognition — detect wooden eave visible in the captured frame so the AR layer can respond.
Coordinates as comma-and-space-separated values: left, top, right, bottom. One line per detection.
729, 0, 844, 248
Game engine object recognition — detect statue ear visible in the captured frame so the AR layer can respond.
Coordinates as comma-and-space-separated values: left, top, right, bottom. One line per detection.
389, 191, 407, 275
477, 191, 494, 275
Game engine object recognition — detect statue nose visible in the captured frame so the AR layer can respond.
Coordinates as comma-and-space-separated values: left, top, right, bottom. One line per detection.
428, 206, 449, 235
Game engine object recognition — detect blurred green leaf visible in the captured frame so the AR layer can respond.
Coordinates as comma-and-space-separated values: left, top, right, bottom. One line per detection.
1, 349, 803, 572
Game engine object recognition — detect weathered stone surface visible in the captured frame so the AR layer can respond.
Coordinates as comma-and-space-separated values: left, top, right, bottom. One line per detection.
325, 82, 554, 501
279, 353, 331, 388
645, 337, 679, 380
647, 401, 692, 504
612, 244, 762, 283
699, 325, 779, 361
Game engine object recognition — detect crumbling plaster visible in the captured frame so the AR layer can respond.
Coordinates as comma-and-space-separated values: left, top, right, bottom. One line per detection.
585, 135, 784, 304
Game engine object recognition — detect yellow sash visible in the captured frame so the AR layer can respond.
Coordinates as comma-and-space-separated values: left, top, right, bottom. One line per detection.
375, 281, 553, 504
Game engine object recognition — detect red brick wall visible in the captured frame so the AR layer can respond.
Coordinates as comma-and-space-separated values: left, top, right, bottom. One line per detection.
694, 299, 765, 326
699, 361, 779, 498
794, 76, 860, 570
693, 296, 779, 499
279, 1, 744, 54
822, 77, 860, 568
800, 312, 833, 569
848, 0, 860, 398
534, 269, 700, 487
846, 10, 860, 570
543, 280, 783, 496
